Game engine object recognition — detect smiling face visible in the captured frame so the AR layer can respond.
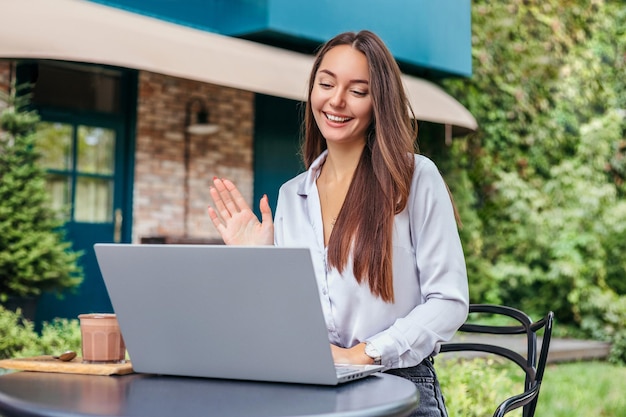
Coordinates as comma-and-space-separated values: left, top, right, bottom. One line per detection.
310, 44, 373, 148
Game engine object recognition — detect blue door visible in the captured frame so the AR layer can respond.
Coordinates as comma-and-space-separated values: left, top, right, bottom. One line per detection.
17, 62, 137, 324
253, 94, 303, 215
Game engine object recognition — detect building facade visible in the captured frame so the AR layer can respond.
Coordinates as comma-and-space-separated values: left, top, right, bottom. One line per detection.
0, 0, 474, 323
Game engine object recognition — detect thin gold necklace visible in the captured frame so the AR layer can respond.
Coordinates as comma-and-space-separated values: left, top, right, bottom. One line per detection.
322, 170, 351, 231
323, 180, 338, 230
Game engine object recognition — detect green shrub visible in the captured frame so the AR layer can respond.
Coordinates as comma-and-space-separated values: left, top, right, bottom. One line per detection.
0, 305, 80, 359
20, 317, 81, 358
0, 306, 38, 359
438, 0, 626, 363
438, 359, 626, 417
0, 84, 83, 302
436, 358, 523, 417
575, 286, 626, 365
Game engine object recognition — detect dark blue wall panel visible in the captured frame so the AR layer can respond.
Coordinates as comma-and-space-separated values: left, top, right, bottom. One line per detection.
89, 0, 471, 77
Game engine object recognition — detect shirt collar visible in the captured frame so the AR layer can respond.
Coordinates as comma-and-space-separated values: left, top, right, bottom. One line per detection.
297, 150, 328, 197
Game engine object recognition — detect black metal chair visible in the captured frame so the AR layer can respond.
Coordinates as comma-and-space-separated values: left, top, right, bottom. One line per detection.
439, 304, 554, 417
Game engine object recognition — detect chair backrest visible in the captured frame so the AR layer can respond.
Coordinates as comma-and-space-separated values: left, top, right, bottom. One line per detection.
439, 304, 554, 417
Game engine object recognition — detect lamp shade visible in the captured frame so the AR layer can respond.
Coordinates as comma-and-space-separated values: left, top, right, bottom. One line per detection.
186, 123, 219, 135
185, 99, 219, 135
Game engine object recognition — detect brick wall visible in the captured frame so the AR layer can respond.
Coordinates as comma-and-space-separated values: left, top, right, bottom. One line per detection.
0, 62, 251, 243
0, 61, 11, 107
133, 71, 254, 243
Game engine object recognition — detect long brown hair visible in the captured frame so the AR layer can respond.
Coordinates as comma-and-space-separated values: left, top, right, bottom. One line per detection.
302, 31, 417, 302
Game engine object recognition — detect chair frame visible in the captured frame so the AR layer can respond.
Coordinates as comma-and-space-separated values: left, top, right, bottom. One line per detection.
440, 304, 554, 417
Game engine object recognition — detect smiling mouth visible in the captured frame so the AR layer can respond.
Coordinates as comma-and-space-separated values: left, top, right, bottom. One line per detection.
324, 112, 352, 123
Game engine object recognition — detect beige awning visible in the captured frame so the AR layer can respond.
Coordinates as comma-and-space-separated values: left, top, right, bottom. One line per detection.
0, 0, 477, 132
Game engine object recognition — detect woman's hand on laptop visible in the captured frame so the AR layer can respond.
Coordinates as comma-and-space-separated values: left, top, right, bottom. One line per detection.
331, 343, 376, 365
208, 178, 274, 245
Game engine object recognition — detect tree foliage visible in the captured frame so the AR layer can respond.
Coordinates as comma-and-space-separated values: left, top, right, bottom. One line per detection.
440, 0, 626, 362
0, 305, 81, 359
0, 84, 83, 301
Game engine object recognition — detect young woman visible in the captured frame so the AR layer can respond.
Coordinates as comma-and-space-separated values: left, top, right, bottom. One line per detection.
208, 30, 469, 417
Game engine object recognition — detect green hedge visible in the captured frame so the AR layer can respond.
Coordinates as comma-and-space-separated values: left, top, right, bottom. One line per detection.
0, 305, 80, 359
0, 84, 83, 302
436, 357, 626, 417
437, 0, 626, 364
436, 358, 523, 417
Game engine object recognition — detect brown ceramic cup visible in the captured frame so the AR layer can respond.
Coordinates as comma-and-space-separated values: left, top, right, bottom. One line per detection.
78, 313, 126, 363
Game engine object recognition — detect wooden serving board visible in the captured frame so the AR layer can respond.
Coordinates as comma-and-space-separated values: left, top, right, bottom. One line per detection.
0, 356, 134, 376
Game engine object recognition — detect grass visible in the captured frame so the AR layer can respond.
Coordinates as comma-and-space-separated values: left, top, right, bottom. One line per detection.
536, 361, 626, 417
436, 359, 626, 417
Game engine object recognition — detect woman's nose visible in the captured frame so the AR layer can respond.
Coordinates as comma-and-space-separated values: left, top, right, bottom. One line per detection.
329, 89, 345, 108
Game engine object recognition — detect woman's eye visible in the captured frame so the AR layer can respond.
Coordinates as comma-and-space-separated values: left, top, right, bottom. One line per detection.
318, 82, 333, 89
352, 90, 367, 97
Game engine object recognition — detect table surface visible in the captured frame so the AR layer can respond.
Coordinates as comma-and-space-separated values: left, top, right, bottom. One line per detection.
0, 371, 418, 417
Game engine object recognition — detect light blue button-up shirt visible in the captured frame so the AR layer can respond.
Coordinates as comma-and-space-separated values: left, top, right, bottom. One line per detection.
274, 151, 469, 369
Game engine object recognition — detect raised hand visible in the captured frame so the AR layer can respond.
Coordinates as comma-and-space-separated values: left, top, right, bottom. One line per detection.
207, 178, 274, 246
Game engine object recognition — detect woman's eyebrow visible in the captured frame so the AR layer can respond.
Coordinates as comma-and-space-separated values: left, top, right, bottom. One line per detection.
318, 69, 369, 85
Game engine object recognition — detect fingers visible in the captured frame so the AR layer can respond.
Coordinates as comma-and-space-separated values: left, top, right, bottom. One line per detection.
330, 344, 342, 363
222, 179, 253, 213
259, 194, 273, 225
211, 178, 240, 219
208, 178, 274, 246
206, 206, 223, 230
211, 178, 256, 214
208, 185, 223, 213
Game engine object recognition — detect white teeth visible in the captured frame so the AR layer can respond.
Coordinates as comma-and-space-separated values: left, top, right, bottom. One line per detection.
325, 113, 351, 122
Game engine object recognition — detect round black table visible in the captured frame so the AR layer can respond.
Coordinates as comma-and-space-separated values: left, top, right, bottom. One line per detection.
0, 371, 418, 417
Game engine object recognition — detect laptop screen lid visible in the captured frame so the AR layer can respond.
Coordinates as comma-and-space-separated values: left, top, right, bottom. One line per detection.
94, 244, 373, 385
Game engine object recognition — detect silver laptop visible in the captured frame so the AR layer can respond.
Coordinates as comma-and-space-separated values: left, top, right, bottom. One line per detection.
94, 244, 383, 385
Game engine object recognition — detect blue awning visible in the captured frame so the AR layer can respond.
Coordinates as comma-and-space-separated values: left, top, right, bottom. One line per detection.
0, 0, 477, 131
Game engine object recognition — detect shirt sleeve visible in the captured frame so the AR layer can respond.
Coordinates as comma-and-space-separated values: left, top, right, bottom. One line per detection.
367, 156, 469, 368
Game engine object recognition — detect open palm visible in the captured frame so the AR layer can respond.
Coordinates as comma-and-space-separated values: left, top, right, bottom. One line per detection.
207, 178, 274, 246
